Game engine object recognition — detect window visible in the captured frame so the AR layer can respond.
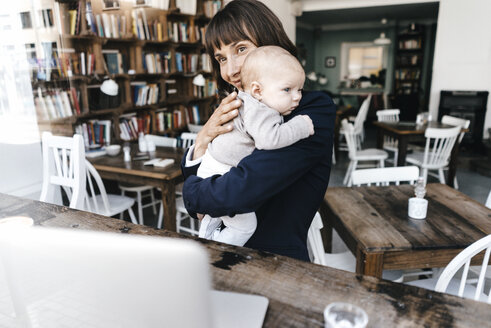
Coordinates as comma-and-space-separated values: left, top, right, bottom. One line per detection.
340, 42, 388, 82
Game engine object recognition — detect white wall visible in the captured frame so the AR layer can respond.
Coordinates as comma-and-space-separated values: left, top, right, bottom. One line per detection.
429, 0, 491, 138
259, 0, 297, 42
223, 0, 297, 42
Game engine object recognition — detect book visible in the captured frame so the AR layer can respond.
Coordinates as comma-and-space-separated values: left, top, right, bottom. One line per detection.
102, 49, 120, 74
102, 13, 112, 38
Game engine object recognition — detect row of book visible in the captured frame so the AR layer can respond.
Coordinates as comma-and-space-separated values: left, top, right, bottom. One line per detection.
119, 114, 151, 141
193, 79, 217, 98
185, 105, 201, 125
143, 52, 172, 74
398, 39, 422, 50
55, 49, 96, 77
394, 68, 421, 80
203, 1, 222, 18
396, 54, 422, 66
155, 109, 185, 132
131, 82, 160, 106
75, 120, 112, 148
34, 87, 81, 120
175, 53, 199, 74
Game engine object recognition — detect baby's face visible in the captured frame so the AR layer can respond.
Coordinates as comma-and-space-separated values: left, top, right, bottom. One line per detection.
259, 70, 305, 115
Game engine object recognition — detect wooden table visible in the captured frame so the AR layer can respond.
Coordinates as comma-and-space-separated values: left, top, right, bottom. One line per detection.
2, 193, 491, 327
321, 183, 491, 280
88, 146, 184, 231
373, 121, 463, 187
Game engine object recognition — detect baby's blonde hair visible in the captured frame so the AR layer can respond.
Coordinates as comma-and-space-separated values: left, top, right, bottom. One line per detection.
241, 46, 304, 91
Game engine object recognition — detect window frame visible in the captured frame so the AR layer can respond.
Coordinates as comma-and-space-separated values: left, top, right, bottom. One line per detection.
340, 41, 389, 82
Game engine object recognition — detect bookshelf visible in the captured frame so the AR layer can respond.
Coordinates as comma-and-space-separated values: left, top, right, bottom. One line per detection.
32, 0, 221, 149
392, 23, 425, 121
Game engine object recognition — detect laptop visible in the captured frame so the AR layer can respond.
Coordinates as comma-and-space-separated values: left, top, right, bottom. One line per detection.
0, 226, 268, 328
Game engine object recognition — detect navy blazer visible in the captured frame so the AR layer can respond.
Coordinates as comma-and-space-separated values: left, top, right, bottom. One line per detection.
181, 91, 335, 261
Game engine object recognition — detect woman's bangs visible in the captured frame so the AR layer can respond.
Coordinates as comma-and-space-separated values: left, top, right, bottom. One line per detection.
205, 15, 253, 52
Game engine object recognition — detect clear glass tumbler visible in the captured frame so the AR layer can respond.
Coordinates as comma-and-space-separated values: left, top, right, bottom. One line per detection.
324, 302, 368, 328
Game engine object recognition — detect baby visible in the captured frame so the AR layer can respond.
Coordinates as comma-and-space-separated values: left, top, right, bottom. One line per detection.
197, 45, 314, 246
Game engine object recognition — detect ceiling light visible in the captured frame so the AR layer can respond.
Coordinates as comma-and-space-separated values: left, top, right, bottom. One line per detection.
374, 32, 391, 45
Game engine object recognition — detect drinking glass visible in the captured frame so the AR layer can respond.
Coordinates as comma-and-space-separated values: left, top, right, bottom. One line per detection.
324, 302, 368, 328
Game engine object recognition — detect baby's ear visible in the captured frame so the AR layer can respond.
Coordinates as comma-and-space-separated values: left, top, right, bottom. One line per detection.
250, 81, 262, 100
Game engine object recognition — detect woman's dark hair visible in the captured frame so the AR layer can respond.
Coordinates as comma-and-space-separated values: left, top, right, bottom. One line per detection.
205, 0, 297, 95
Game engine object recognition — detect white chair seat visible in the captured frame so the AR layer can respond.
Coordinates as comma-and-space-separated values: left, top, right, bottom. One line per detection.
352, 148, 388, 161
407, 278, 488, 302
119, 183, 154, 192
406, 151, 452, 170
86, 194, 135, 217
383, 144, 398, 152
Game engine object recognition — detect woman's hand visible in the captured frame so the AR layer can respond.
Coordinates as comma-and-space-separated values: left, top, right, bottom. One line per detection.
193, 92, 241, 159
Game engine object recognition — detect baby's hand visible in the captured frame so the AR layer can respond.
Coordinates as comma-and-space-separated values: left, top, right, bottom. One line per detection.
300, 115, 315, 135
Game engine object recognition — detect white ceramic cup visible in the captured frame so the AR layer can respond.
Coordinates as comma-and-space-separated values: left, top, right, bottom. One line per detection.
324, 302, 368, 328
408, 197, 428, 219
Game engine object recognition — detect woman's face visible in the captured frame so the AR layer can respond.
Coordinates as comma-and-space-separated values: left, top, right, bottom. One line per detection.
213, 40, 257, 90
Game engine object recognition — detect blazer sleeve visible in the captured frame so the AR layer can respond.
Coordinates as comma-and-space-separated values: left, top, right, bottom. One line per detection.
182, 91, 336, 218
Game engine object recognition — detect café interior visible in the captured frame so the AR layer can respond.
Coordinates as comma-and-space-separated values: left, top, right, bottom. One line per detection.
0, 0, 490, 327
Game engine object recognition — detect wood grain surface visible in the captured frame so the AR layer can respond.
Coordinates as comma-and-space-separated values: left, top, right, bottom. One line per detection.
2, 193, 491, 327
322, 184, 491, 278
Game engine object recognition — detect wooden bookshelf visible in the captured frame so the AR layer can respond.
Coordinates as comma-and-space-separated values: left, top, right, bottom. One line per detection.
33, 0, 221, 148
392, 23, 425, 121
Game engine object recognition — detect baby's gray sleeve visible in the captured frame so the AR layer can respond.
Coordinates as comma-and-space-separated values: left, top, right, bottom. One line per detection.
243, 102, 312, 150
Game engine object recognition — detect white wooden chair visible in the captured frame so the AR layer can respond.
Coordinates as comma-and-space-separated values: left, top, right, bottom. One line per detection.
407, 234, 491, 303
118, 135, 177, 224
84, 160, 138, 225
351, 166, 420, 186
40, 132, 86, 210
341, 119, 388, 186
180, 132, 197, 149
307, 212, 404, 282
339, 95, 372, 150
405, 125, 461, 184
437, 115, 471, 189
155, 133, 198, 234
376, 109, 400, 166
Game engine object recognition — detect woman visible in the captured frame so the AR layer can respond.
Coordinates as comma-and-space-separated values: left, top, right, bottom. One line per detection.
181, 0, 336, 261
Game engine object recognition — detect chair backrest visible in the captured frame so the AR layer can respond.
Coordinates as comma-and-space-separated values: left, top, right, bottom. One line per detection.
486, 190, 491, 209
351, 166, 420, 186
180, 132, 197, 149
422, 126, 461, 168
84, 160, 111, 215
353, 94, 372, 134
376, 109, 400, 122
145, 134, 177, 148
435, 234, 491, 303
441, 115, 470, 143
40, 132, 86, 210
341, 119, 358, 158
307, 212, 327, 266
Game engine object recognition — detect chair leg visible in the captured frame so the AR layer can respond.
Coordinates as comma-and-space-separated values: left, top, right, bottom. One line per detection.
120, 190, 125, 220
454, 176, 459, 190
190, 215, 195, 233
379, 159, 385, 168
176, 212, 182, 233
332, 147, 336, 165
343, 160, 354, 185
136, 191, 143, 225
128, 208, 138, 225
422, 168, 428, 185
347, 160, 357, 187
149, 189, 157, 215
157, 202, 163, 229
438, 169, 446, 184
393, 150, 398, 167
